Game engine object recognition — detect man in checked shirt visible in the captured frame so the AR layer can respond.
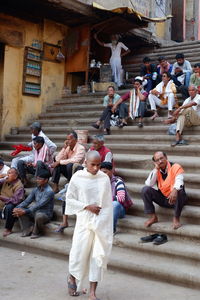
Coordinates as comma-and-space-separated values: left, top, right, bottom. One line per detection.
141, 151, 187, 230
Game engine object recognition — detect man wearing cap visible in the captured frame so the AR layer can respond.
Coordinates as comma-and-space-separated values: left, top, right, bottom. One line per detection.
0, 168, 24, 237
11, 121, 57, 169
17, 136, 53, 185
0, 159, 10, 183
51, 131, 85, 193
13, 169, 54, 239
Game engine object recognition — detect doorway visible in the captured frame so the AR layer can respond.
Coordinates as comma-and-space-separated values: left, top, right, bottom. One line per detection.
0, 43, 5, 138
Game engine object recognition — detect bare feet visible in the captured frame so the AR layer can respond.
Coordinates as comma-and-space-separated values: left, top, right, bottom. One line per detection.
144, 215, 158, 227
172, 217, 182, 230
150, 112, 159, 120
3, 229, 12, 237
163, 118, 176, 125
89, 296, 100, 300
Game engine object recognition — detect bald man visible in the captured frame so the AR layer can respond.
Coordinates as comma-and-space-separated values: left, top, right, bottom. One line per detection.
141, 151, 187, 229
65, 151, 113, 300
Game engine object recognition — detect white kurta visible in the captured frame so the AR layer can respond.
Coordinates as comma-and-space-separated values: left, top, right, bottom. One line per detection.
104, 42, 128, 87
65, 168, 113, 290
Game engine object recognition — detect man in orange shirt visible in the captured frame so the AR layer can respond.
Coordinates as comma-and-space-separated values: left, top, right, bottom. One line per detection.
141, 151, 187, 230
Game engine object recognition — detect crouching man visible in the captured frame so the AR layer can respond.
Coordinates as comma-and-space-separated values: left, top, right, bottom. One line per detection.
13, 169, 54, 238
141, 151, 187, 229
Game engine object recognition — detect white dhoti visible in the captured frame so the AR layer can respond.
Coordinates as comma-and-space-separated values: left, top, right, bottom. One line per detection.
148, 93, 175, 111
65, 168, 113, 290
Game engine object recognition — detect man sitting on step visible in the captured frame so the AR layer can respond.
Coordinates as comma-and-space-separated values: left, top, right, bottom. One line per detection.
17, 136, 53, 186
13, 169, 54, 239
165, 85, 200, 147
51, 131, 86, 194
87, 134, 113, 164
11, 121, 57, 169
148, 72, 177, 120
0, 168, 24, 237
141, 151, 187, 230
100, 161, 133, 233
91, 85, 128, 135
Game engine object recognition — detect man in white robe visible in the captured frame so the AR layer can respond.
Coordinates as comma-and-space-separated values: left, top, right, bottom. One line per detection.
65, 151, 113, 300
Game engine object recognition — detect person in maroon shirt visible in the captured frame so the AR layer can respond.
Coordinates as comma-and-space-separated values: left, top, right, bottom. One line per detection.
112, 78, 148, 127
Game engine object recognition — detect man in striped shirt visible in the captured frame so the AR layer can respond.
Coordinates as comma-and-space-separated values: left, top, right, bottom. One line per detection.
100, 162, 132, 233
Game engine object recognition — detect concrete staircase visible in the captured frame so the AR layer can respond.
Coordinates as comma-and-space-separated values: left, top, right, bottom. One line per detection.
1, 41, 200, 290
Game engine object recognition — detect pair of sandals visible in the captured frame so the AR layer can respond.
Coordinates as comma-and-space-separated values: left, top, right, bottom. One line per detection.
140, 233, 168, 245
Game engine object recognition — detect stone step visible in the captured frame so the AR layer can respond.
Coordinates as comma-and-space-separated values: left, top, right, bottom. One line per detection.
46, 104, 103, 112
12, 123, 200, 137
116, 168, 200, 190
1, 223, 200, 289
129, 199, 200, 224
126, 182, 200, 206
38, 111, 102, 119
114, 153, 200, 174
4, 132, 200, 146
108, 143, 200, 157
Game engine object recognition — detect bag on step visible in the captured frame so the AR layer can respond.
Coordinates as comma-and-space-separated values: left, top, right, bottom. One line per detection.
168, 123, 176, 135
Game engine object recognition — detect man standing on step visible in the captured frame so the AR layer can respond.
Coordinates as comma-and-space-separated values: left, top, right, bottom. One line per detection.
141, 151, 187, 230
13, 169, 54, 239
66, 151, 113, 300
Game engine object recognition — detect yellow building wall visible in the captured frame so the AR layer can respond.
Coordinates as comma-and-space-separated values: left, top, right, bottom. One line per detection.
0, 14, 68, 139
155, 22, 165, 39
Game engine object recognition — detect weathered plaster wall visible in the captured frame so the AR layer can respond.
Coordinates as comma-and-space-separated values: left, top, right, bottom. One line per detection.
0, 14, 68, 139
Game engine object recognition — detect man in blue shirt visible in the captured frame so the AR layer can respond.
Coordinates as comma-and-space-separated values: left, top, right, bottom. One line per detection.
13, 169, 54, 239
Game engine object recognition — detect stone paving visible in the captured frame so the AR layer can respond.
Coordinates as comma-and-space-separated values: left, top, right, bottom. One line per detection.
1, 246, 200, 300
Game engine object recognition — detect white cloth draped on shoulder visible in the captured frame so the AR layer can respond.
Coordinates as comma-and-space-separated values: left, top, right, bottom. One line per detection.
65, 168, 113, 290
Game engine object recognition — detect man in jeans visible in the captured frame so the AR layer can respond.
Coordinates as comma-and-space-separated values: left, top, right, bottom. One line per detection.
91, 85, 128, 134
13, 169, 54, 239
100, 161, 133, 233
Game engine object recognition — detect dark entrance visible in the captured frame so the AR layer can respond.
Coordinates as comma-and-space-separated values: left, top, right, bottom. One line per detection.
0, 43, 5, 138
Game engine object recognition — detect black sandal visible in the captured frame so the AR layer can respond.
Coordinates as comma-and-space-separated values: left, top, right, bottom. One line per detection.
68, 276, 79, 297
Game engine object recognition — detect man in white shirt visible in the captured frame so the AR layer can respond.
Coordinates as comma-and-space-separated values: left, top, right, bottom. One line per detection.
171, 53, 192, 87
94, 33, 130, 87
0, 160, 10, 183
11, 121, 57, 168
141, 151, 187, 230
170, 85, 200, 146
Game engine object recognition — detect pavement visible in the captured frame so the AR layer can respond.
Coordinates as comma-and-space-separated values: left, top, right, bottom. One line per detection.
1, 246, 200, 300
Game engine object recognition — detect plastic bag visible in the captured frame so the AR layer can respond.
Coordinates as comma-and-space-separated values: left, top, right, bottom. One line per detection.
168, 123, 176, 135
